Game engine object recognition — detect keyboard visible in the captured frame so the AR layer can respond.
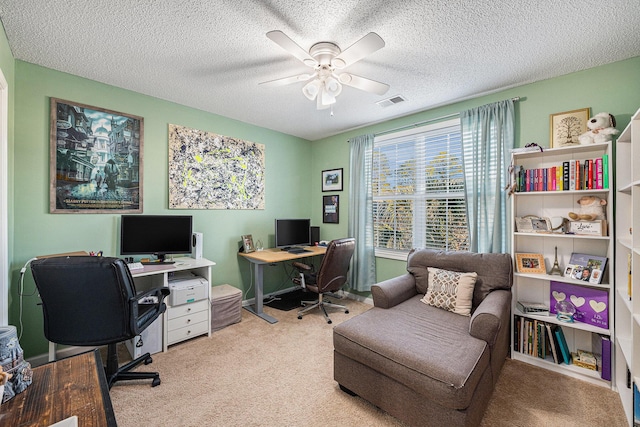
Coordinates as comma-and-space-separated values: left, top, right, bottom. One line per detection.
288, 248, 311, 254
127, 262, 144, 270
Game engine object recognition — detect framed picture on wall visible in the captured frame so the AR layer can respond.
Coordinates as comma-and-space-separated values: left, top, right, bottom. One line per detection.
322, 168, 343, 192
323, 195, 339, 223
49, 98, 143, 213
549, 107, 590, 148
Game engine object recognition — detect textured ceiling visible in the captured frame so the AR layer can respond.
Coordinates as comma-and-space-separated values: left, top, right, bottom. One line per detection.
1, 0, 639, 141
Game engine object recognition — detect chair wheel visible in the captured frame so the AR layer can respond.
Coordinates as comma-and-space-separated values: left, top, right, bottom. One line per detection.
298, 315, 302, 319
345, 310, 349, 314
144, 356, 153, 365
327, 320, 332, 324
152, 377, 161, 387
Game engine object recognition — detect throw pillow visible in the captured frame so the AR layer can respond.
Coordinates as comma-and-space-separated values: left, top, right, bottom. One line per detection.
420, 267, 477, 316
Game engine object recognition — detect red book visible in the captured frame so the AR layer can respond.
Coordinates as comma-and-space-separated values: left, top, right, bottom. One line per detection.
575, 160, 581, 190
588, 159, 594, 189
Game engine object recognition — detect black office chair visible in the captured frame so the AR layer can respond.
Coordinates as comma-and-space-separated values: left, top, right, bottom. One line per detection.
30, 256, 169, 388
292, 238, 355, 324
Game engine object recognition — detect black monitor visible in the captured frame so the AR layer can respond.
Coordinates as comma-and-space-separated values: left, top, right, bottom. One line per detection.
120, 215, 193, 263
275, 219, 311, 249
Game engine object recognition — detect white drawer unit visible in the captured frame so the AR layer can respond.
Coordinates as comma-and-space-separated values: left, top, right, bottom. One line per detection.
167, 293, 210, 346
130, 257, 215, 352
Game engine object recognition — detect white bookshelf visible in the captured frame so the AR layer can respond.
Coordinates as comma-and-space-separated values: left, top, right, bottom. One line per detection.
510, 142, 614, 389
614, 107, 640, 425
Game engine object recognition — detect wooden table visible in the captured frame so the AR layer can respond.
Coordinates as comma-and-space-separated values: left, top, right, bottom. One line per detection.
0, 349, 117, 427
239, 246, 326, 323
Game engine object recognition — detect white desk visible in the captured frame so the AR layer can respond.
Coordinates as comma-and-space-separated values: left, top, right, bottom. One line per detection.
131, 257, 216, 351
238, 247, 326, 323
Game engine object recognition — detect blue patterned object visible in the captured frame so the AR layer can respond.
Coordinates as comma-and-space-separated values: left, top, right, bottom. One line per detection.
0, 326, 33, 403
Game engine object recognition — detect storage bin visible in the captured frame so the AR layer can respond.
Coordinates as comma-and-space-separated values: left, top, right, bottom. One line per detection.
125, 315, 163, 359
210, 284, 242, 331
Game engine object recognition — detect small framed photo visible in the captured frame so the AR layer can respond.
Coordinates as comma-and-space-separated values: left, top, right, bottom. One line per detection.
515, 216, 552, 233
322, 168, 343, 192
563, 264, 575, 278
549, 108, 590, 148
515, 253, 546, 274
241, 234, 255, 253
323, 195, 339, 224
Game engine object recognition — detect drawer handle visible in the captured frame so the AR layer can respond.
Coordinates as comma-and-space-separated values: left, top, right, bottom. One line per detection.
187, 319, 191, 323
187, 330, 191, 334
187, 308, 192, 312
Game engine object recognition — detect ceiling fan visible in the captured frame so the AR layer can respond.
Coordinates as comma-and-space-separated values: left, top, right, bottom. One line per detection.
260, 30, 390, 110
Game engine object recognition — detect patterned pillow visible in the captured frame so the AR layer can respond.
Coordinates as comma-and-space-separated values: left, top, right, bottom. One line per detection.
420, 267, 477, 316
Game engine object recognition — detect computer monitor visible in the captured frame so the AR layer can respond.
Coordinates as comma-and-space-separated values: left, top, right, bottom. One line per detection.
274, 219, 311, 249
120, 215, 193, 263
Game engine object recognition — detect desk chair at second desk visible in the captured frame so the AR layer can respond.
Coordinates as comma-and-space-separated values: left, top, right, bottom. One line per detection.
292, 237, 356, 324
238, 245, 326, 323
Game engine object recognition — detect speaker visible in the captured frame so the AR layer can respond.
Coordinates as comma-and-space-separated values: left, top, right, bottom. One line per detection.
310, 226, 320, 245
191, 232, 203, 260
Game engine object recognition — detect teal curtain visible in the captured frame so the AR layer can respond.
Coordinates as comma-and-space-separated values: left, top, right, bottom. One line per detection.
348, 134, 376, 292
460, 99, 515, 253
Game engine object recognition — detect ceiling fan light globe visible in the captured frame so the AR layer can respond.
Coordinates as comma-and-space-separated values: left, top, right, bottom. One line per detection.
302, 80, 320, 100
303, 58, 317, 67
325, 77, 342, 96
320, 88, 337, 106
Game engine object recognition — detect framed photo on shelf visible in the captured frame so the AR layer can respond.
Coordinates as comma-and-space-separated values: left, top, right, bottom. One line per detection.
515, 253, 546, 274
568, 252, 608, 284
241, 234, 255, 253
515, 216, 552, 233
322, 168, 343, 192
323, 195, 339, 223
549, 107, 590, 148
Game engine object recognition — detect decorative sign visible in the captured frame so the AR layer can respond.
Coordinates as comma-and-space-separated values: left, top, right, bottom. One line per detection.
550, 281, 608, 329
168, 124, 265, 209
568, 220, 607, 236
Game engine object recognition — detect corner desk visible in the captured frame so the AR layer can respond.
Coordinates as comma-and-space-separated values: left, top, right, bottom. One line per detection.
239, 246, 326, 323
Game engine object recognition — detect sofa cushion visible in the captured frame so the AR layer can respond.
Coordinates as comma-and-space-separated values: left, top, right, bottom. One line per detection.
421, 267, 477, 316
406, 248, 513, 307
333, 295, 490, 409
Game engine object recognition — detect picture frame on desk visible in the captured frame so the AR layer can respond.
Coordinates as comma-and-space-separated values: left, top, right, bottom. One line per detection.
241, 234, 255, 253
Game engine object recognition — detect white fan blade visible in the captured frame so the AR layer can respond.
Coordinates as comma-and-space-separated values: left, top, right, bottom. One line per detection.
259, 73, 313, 87
338, 73, 389, 95
266, 31, 318, 67
331, 32, 385, 69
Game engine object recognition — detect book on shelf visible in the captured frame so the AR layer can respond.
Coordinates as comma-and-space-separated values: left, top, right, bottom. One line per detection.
591, 333, 611, 380
513, 155, 609, 193
553, 324, 572, 365
545, 323, 560, 364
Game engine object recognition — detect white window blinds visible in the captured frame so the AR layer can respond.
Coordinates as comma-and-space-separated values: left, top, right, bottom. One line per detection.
373, 118, 469, 258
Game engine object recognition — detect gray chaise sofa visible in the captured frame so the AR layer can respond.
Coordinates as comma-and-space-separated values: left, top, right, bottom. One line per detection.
333, 248, 513, 427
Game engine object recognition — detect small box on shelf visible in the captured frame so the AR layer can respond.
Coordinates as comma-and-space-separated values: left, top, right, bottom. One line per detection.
568, 220, 607, 236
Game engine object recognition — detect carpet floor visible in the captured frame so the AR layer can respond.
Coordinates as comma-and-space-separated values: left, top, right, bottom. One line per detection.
108, 298, 627, 426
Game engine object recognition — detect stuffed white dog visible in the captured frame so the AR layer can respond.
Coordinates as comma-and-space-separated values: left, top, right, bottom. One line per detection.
578, 112, 619, 144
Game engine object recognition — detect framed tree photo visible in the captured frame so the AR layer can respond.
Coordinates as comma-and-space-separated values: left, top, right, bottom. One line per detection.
550, 108, 590, 148
50, 98, 143, 213
322, 168, 343, 192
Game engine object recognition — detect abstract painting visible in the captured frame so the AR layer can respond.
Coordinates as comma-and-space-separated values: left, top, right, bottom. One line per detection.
168, 124, 265, 209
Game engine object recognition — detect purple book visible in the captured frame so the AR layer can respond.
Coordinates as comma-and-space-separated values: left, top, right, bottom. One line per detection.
591, 333, 611, 381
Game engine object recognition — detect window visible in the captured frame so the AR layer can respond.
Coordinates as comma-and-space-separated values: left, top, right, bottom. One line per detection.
372, 118, 468, 259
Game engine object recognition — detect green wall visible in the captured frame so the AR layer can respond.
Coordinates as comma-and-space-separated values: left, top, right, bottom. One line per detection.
11, 61, 314, 357
310, 56, 640, 291
4, 15, 639, 357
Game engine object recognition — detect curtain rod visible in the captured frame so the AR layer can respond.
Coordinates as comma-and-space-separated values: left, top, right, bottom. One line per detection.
373, 96, 520, 138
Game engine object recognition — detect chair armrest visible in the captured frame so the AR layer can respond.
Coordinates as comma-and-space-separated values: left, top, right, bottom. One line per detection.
372, 274, 417, 309
292, 261, 312, 271
469, 289, 511, 346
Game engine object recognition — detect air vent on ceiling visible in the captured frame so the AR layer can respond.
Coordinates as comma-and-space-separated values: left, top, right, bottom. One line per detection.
376, 95, 407, 108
